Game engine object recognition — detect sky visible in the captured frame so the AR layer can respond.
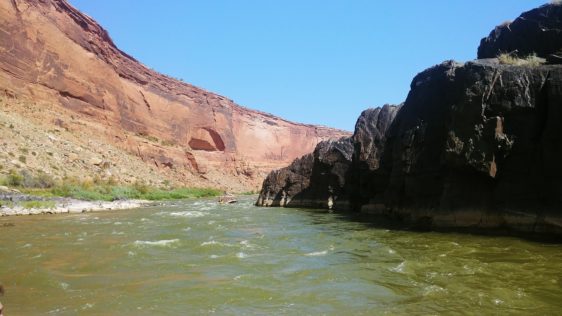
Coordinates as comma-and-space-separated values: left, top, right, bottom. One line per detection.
68, 0, 546, 131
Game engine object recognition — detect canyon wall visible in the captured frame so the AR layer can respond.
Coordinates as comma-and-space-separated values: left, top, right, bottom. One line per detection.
0, 0, 349, 191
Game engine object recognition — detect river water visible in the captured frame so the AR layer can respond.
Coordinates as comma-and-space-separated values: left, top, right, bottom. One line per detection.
0, 196, 561, 315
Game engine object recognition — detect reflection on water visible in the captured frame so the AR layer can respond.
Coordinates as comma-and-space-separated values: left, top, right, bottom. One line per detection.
0, 196, 561, 315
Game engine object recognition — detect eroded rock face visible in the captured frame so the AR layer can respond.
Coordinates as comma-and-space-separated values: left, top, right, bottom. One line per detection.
258, 6, 562, 236
348, 104, 402, 209
0, 0, 349, 191
366, 59, 562, 235
478, 4, 562, 60
256, 137, 353, 209
259, 58, 562, 236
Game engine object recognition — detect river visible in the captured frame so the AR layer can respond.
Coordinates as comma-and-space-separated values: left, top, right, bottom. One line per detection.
0, 196, 561, 315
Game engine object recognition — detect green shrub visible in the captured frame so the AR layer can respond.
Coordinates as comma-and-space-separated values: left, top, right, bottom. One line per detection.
21, 171, 55, 189
6, 170, 23, 186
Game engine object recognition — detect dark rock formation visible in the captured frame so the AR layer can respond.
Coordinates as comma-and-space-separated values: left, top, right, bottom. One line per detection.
347, 105, 402, 209
362, 59, 562, 236
478, 4, 562, 61
257, 3, 562, 237
256, 105, 400, 210
258, 59, 562, 236
256, 137, 353, 209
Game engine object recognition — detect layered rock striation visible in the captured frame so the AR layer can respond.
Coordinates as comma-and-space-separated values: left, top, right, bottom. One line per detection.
0, 0, 349, 191
257, 3, 562, 237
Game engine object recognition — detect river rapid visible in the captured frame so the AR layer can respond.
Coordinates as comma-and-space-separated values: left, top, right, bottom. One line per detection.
0, 196, 561, 315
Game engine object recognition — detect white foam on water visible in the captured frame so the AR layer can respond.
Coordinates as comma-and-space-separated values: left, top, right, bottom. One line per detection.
305, 250, 328, 256
390, 261, 406, 273
210, 255, 220, 259
183, 227, 192, 232
169, 211, 208, 218
128, 251, 136, 257
60, 282, 70, 291
236, 252, 248, 259
133, 239, 180, 248
201, 240, 235, 247
423, 285, 447, 296
81, 303, 94, 310
114, 221, 122, 225
21, 243, 32, 248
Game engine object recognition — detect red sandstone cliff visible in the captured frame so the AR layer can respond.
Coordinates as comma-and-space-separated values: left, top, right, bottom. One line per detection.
0, 0, 349, 191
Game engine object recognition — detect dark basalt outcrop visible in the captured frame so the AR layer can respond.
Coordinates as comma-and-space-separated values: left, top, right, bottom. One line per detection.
364, 59, 562, 235
256, 137, 353, 209
478, 3, 562, 61
258, 3, 562, 237
347, 105, 402, 210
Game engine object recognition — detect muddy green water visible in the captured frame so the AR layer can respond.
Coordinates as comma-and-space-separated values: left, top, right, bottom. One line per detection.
0, 196, 561, 315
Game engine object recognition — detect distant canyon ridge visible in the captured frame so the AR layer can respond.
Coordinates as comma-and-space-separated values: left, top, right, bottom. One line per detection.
0, 0, 349, 191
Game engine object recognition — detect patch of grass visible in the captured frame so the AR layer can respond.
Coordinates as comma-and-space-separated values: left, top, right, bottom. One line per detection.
18, 155, 26, 163
2, 170, 221, 202
0, 201, 14, 208
20, 200, 56, 209
141, 187, 220, 201
47, 182, 220, 202
497, 53, 546, 67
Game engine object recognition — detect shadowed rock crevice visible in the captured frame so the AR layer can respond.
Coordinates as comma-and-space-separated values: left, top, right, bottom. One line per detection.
189, 127, 226, 152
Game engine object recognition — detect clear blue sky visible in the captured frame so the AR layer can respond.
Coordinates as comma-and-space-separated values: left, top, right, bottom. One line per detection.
68, 0, 545, 131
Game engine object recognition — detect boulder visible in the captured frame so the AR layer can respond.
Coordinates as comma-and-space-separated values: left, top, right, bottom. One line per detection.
256, 137, 353, 209
478, 4, 562, 61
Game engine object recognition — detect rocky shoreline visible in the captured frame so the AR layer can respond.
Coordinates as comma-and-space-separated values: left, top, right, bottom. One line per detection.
0, 199, 151, 216
0, 188, 151, 216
